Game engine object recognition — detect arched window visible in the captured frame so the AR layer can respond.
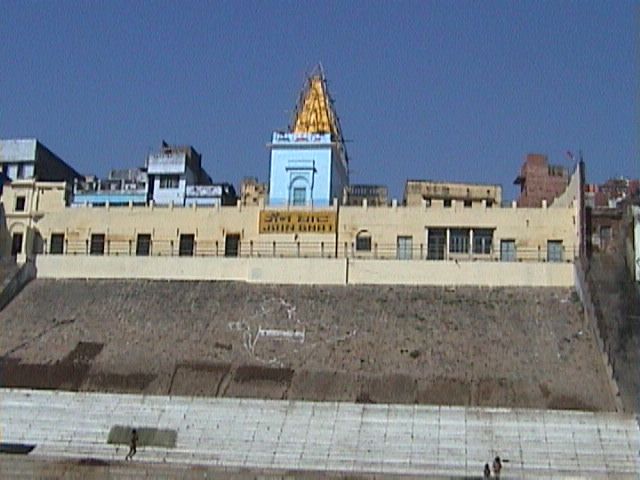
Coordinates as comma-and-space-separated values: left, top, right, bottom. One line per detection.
355, 230, 372, 252
289, 176, 308, 206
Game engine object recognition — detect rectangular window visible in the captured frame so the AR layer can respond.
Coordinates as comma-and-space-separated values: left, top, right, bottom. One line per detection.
500, 239, 516, 262
547, 240, 564, 262
463, 199, 472, 208
159, 175, 180, 189
136, 234, 151, 256
486, 199, 494, 208
16, 163, 25, 179
473, 229, 493, 255
356, 234, 371, 252
49, 233, 65, 254
397, 236, 413, 260
15, 196, 26, 212
292, 187, 306, 206
443, 199, 452, 208
225, 234, 240, 257
179, 234, 195, 256
427, 228, 446, 260
449, 228, 470, 254
90, 234, 105, 255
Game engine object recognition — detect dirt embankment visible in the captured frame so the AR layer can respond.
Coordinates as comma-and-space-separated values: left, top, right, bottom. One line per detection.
0, 280, 617, 411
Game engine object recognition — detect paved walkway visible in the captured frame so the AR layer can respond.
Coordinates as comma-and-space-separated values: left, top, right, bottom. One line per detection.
0, 389, 638, 478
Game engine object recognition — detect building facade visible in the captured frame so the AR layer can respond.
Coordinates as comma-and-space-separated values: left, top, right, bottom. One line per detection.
0, 139, 80, 183
343, 185, 389, 206
0, 164, 582, 266
404, 181, 502, 208
514, 154, 570, 207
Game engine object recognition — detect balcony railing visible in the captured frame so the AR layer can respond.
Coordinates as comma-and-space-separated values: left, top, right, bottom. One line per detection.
44, 238, 577, 263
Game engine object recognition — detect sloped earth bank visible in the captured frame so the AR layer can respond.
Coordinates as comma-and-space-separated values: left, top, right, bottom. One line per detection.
0, 280, 616, 411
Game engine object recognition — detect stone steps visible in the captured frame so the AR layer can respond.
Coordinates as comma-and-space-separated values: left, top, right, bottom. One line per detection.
1, 388, 639, 478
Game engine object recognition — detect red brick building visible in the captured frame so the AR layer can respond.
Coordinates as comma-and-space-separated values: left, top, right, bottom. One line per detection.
514, 154, 570, 207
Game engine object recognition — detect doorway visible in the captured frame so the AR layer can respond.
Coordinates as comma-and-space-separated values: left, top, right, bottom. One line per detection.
11, 232, 23, 256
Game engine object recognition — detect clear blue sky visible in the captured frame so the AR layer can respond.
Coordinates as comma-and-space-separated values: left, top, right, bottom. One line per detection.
1, 1, 637, 200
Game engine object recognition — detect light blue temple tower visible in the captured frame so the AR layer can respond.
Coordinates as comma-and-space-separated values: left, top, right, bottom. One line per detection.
268, 67, 349, 207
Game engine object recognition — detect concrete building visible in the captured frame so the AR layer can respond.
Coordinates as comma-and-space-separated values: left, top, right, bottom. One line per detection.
585, 177, 640, 208
268, 67, 349, 207
146, 141, 216, 206
514, 153, 570, 207
0, 139, 80, 183
343, 185, 388, 206
72, 168, 148, 207
404, 180, 502, 208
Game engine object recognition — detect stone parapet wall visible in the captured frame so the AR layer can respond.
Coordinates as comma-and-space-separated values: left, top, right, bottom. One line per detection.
35, 255, 575, 287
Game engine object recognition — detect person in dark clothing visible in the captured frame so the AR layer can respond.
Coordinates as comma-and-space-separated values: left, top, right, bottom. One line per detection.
484, 462, 491, 478
492, 456, 502, 477
125, 428, 138, 460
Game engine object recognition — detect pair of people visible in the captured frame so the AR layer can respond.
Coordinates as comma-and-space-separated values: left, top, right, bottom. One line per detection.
484, 456, 502, 478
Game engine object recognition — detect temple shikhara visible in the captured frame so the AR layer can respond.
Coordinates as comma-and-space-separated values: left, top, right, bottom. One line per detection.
268, 65, 349, 207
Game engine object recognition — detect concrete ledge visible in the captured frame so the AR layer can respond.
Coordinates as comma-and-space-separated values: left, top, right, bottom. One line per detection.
35, 256, 347, 285
35, 255, 575, 287
348, 259, 575, 287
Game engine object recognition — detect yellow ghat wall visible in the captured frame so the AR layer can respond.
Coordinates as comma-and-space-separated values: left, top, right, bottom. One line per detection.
1, 180, 580, 286
2, 192, 579, 260
14, 201, 578, 259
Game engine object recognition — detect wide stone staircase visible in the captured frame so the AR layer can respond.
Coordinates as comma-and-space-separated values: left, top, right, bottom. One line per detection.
0, 389, 638, 478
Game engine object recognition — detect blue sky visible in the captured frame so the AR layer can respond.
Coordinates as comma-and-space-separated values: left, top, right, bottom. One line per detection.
1, 1, 637, 200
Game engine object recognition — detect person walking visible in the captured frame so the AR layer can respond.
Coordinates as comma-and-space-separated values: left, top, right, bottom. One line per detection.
125, 428, 138, 460
492, 456, 502, 478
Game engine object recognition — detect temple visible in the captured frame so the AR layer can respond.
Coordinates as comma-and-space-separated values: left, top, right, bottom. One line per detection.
267, 66, 349, 207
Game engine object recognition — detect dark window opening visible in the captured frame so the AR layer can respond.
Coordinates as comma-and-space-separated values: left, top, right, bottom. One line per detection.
179, 234, 194, 256
427, 228, 446, 260
355, 233, 372, 252
449, 228, 470, 254
547, 240, 564, 262
90, 234, 105, 255
500, 239, 516, 262
473, 229, 493, 254
50, 233, 64, 254
15, 196, 26, 212
136, 234, 151, 256
225, 234, 240, 257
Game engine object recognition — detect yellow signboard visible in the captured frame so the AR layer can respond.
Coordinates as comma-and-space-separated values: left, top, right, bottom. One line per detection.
259, 211, 337, 234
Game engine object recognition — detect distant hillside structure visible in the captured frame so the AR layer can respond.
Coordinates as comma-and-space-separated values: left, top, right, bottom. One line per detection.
514, 154, 570, 207
268, 66, 349, 207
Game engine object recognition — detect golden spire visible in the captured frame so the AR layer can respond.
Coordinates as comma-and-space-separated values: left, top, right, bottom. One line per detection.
291, 65, 344, 142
